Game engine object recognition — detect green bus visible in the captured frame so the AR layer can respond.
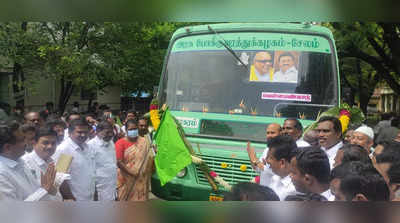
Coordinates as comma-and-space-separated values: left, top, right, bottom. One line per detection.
151, 23, 340, 201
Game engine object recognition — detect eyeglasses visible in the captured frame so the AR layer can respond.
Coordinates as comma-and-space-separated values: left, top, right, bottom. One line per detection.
255, 59, 272, 64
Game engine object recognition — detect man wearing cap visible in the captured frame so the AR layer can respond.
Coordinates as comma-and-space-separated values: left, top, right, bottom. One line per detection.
350, 125, 374, 154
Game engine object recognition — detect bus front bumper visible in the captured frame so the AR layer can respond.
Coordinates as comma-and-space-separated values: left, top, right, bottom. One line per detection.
151, 174, 224, 201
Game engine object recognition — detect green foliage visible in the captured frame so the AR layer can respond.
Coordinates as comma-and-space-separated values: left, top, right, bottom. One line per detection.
324, 22, 400, 113
303, 103, 365, 135
0, 22, 197, 106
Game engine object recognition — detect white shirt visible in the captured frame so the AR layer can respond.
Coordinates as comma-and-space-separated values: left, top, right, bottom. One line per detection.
52, 137, 96, 201
22, 151, 69, 201
321, 189, 335, 201
321, 141, 343, 169
258, 139, 310, 197
268, 175, 297, 200
63, 129, 69, 141
259, 139, 310, 162
274, 66, 298, 83
88, 136, 117, 201
296, 139, 310, 147
0, 156, 49, 201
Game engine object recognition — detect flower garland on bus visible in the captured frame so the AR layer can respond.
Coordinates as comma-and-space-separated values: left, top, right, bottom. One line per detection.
303, 103, 365, 135
149, 99, 161, 130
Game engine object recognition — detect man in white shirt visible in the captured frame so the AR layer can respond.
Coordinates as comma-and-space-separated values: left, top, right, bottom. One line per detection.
281, 118, 310, 147
0, 121, 56, 201
22, 127, 74, 201
250, 120, 310, 188
315, 116, 343, 169
263, 135, 298, 200
53, 118, 96, 201
88, 121, 117, 201
273, 53, 298, 83
289, 147, 333, 201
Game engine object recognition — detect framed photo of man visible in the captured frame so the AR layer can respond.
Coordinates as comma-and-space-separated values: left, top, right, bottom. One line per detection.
248, 51, 275, 82
272, 51, 300, 83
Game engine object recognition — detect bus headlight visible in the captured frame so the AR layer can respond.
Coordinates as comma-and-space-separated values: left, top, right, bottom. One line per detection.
176, 167, 187, 178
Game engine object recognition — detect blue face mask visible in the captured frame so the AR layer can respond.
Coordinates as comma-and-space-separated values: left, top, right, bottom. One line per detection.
127, 129, 138, 138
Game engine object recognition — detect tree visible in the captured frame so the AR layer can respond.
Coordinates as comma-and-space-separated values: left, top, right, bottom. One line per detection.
93, 22, 192, 97
0, 22, 199, 113
36, 22, 115, 113
327, 22, 400, 113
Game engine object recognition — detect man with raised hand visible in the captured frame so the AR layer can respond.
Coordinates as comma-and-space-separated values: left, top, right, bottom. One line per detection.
0, 121, 56, 201
263, 135, 297, 200
247, 123, 281, 186
22, 127, 74, 201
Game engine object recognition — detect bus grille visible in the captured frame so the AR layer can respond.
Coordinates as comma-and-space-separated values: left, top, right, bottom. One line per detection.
195, 154, 259, 186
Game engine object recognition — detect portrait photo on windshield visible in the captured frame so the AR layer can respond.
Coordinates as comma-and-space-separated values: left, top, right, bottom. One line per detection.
248, 51, 299, 83
273, 51, 300, 83
249, 51, 275, 82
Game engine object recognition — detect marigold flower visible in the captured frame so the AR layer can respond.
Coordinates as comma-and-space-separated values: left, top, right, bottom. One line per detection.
149, 110, 160, 130
339, 109, 351, 133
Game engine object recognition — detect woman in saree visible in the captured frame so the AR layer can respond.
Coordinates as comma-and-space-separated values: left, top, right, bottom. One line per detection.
117, 119, 154, 201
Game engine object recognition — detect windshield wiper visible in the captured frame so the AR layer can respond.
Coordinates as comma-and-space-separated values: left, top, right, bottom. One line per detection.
207, 25, 249, 71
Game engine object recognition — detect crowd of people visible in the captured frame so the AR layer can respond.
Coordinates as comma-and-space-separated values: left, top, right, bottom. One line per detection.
230, 114, 400, 201
1, 100, 400, 202
0, 102, 154, 201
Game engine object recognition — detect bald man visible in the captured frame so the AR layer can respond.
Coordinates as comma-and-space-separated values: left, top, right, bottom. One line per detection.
24, 112, 43, 128
247, 123, 283, 186
266, 123, 281, 140
249, 51, 273, 82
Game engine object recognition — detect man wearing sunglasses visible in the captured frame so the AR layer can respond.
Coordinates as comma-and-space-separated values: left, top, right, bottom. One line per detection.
249, 51, 274, 82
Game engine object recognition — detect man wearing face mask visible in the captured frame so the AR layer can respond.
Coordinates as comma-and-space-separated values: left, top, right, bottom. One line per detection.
88, 121, 117, 201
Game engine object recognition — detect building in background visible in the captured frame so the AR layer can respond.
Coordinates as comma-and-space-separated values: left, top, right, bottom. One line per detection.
367, 85, 400, 115
0, 69, 122, 113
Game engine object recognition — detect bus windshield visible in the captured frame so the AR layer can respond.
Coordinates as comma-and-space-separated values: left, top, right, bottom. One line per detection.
160, 32, 338, 120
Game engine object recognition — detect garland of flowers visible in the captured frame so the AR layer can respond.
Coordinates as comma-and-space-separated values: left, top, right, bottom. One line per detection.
339, 109, 351, 133
303, 103, 365, 135
209, 171, 232, 191
149, 99, 161, 130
